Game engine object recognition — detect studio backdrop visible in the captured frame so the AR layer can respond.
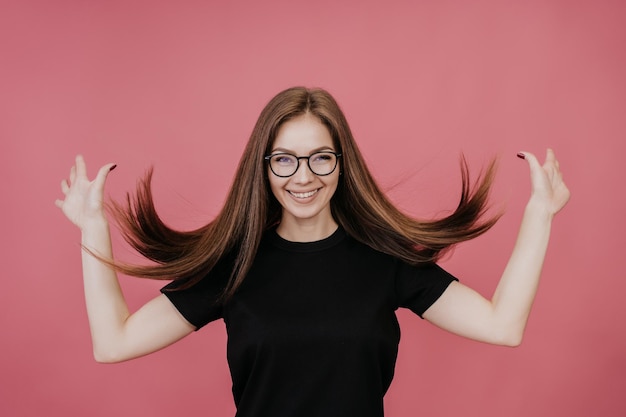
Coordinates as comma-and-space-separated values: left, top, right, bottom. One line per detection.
1, 1, 625, 416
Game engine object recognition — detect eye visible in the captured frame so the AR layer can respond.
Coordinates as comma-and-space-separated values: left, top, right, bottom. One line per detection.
311, 152, 333, 163
273, 154, 296, 165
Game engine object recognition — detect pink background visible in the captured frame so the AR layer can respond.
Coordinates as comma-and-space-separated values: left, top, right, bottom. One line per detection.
2, 1, 625, 416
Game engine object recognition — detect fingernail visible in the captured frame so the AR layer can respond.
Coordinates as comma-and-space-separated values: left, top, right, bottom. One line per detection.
516, 152, 525, 160
109, 164, 117, 171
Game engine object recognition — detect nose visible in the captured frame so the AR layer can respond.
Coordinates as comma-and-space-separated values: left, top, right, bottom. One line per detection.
292, 159, 314, 184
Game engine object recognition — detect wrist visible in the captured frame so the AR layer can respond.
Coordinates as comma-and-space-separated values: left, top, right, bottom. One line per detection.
525, 197, 555, 222
80, 214, 110, 233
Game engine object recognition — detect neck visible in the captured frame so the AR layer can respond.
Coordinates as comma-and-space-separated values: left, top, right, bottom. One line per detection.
276, 217, 338, 242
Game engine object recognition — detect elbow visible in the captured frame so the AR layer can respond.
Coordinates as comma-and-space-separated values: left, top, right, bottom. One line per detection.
93, 346, 127, 364
493, 328, 524, 347
500, 334, 523, 348
486, 316, 527, 347
93, 351, 119, 364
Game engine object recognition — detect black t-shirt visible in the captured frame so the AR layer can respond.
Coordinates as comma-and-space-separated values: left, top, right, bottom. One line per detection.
162, 227, 457, 417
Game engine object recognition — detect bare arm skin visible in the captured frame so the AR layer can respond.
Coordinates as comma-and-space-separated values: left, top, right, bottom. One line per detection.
56, 156, 194, 363
423, 149, 570, 346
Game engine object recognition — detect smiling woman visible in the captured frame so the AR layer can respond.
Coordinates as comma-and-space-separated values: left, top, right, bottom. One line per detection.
56, 86, 569, 417
267, 113, 341, 242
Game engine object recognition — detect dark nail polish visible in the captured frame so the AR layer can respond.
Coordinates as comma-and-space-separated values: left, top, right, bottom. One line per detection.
516, 152, 525, 160
109, 164, 117, 171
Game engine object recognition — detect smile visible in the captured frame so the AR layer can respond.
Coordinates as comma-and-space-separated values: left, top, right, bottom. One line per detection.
288, 188, 320, 199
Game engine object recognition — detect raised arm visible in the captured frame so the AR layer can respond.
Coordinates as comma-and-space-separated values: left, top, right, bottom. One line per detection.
56, 155, 194, 363
422, 149, 570, 346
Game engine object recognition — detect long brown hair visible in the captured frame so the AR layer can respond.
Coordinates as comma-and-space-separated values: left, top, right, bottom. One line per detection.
106, 87, 499, 300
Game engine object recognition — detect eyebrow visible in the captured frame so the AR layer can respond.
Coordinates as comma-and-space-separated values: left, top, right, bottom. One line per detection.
270, 146, 335, 154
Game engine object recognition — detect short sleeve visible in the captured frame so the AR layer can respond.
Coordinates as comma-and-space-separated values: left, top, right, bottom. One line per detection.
160, 258, 232, 330
395, 262, 458, 318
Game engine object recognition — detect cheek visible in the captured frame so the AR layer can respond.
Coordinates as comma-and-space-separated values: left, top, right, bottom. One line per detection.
268, 172, 285, 198
325, 173, 340, 195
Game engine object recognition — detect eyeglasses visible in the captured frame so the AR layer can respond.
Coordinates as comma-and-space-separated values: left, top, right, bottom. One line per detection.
264, 151, 342, 177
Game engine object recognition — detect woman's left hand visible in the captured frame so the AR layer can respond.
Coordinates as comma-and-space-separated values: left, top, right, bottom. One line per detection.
519, 149, 570, 217
423, 148, 570, 346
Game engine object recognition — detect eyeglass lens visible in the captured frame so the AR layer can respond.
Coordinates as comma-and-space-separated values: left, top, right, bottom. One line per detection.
268, 152, 338, 177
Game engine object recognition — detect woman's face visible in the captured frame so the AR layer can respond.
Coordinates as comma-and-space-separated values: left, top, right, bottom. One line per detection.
268, 113, 340, 238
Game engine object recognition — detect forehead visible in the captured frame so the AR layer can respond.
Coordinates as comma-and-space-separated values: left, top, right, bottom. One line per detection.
272, 114, 334, 152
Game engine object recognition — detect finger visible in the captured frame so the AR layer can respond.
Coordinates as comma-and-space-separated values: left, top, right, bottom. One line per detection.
54, 199, 64, 209
75, 154, 87, 178
517, 150, 541, 171
93, 162, 117, 193
69, 165, 76, 184
517, 150, 547, 189
61, 179, 69, 194
544, 148, 558, 170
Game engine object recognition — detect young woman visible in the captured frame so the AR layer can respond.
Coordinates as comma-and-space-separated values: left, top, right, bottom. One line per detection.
56, 87, 569, 417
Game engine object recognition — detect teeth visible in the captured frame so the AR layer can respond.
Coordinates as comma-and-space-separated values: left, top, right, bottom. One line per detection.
289, 189, 318, 198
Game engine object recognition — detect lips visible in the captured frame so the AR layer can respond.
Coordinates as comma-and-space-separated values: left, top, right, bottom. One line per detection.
288, 188, 319, 199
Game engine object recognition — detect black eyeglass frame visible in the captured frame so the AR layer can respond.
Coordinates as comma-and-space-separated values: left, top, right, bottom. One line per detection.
264, 151, 342, 178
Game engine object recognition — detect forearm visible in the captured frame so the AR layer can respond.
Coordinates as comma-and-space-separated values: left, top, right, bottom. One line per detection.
80, 216, 130, 361
424, 150, 568, 346
491, 197, 553, 343
58, 156, 194, 362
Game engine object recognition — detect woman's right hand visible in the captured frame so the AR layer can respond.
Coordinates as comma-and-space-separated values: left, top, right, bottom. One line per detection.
56, 155, 195, 362
55, 155, 117, 230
